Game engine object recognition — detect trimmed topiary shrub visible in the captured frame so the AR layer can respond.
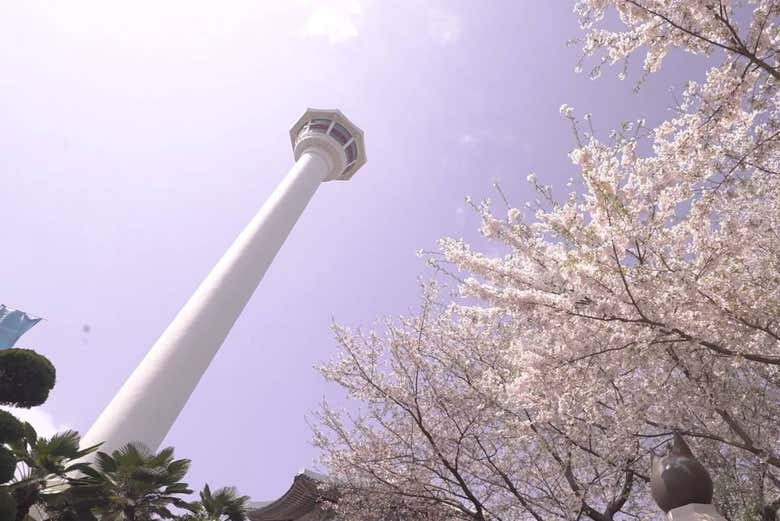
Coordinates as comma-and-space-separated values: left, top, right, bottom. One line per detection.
0, 488, 16, 521
0, 349, 55, 408
0, 412, 23, 445
0, 448, 14, 484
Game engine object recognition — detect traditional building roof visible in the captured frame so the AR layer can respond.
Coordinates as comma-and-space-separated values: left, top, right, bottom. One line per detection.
248, 469, 333, 521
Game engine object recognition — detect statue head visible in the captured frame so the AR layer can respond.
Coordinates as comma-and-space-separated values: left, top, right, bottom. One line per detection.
651, 432, 714, 513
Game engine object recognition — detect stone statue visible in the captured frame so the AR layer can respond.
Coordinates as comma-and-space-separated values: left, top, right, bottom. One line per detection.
651, 432, 714, 514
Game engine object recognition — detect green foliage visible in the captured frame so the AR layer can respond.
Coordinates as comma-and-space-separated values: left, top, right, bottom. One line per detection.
0, 448, 15, 485
0, 347, 56, 520
69, 443, 196, 521
0, 487, 16, 521
0, 412, 23, 444
4, 424, 99, 520
8, 435, 248, 521
14, 429, 98, 478
183, 484, 250, 521
0, 349, 55, 408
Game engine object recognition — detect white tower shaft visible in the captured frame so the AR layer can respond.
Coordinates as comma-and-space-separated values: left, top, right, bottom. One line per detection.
81, 148, 335, 453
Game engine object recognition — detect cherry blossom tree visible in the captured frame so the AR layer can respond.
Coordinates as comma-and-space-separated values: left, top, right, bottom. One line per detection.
315, 2, 780, 520
315, 288, 646, 521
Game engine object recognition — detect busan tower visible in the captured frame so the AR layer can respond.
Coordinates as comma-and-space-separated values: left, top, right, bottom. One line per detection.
80, 109, 367, 454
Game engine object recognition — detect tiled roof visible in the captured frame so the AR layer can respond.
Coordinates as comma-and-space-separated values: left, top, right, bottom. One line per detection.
248, 469, 331, 521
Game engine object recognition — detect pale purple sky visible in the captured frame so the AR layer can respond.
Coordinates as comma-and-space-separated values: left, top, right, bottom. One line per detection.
0, 1, 705, 502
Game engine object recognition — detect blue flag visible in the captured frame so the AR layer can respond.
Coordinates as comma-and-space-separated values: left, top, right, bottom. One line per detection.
0, 305, 41, 349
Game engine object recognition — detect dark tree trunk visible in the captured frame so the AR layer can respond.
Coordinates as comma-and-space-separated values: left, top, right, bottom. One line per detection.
12, 483, 40, 521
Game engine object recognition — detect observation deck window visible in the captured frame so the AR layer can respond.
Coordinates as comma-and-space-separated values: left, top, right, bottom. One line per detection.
330, 123, 351, 145
345, 141, 357, 163
308, 119, 331, 133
